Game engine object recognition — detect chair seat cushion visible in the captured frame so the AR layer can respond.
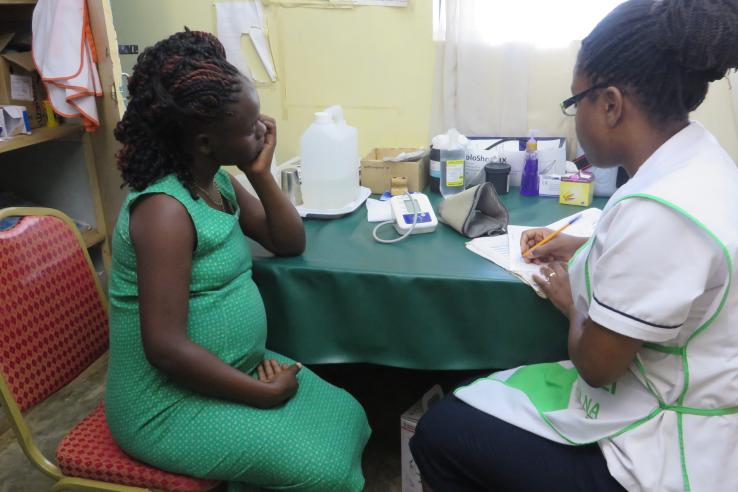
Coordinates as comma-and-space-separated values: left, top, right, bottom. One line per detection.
56, 403, 219, 492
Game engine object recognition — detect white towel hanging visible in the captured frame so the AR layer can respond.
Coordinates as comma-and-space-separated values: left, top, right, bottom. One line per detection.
32, 0, 102, 131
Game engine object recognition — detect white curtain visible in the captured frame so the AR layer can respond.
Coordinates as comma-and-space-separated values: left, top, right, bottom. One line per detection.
431, 0, 624, 140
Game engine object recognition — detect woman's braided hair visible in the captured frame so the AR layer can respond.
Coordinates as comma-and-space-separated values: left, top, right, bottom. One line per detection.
578, 0, 738, 123
114, 29, 243, 195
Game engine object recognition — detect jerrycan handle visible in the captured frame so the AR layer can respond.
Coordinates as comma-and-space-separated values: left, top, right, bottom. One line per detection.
323, 105, 345, 124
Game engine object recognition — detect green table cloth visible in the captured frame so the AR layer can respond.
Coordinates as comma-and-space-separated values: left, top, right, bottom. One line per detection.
252, 190, 607, 370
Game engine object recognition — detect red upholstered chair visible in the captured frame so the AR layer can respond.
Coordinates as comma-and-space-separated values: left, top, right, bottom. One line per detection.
0, 208, 220, 492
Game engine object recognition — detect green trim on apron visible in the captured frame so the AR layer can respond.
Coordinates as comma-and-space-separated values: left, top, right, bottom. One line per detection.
643, 343, 683, 355
605, 193, 734, 491
634, 355, 665, 403
619, 194, 733, 402
584, 244, 593, 302
455, 369, 664, 446
661, 403, 738, 416
633, 356, 738, 416
678, 414, 691, 492
568, 237, 592, 269
458, 192, 733, 490
570, 237, 594, 302
536, 403, 663, 447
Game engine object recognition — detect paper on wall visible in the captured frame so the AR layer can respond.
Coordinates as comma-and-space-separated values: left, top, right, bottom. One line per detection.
353, 0, 407, 5
215, 1, 277, 82
10, 74, 33, 101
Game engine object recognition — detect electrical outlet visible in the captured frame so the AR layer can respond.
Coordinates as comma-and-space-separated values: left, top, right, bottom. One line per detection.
118, 44, 139, 55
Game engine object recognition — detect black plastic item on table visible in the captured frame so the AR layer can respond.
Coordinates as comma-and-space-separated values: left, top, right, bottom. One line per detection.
484, 161, 511, 195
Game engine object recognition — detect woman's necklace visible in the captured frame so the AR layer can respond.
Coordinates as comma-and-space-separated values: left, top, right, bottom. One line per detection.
195, 180, 224, 211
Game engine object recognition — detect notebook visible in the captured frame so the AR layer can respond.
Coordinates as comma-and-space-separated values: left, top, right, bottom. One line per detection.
466, 208, 603, 297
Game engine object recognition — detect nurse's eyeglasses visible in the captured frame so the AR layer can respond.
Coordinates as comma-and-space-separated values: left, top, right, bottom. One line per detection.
560, 83, 609, 116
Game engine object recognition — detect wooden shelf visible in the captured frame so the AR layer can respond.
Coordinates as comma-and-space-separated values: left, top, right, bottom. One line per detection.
0, 125, 83, 155
81, 229, 105, 249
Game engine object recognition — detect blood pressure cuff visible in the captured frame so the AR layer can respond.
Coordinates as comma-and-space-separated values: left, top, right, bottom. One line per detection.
438, 183, 509, 238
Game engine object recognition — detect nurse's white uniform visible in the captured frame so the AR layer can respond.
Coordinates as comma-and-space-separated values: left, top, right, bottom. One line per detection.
456, 122, 738, 492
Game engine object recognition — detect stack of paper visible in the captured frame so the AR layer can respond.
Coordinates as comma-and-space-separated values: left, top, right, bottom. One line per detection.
466, 208, 602, 297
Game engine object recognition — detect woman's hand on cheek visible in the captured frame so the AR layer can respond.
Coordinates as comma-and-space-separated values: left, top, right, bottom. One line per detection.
239, 115, 277, 178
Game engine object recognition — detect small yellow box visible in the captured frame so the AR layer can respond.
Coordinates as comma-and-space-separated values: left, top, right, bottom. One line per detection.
559, 173, 594, 207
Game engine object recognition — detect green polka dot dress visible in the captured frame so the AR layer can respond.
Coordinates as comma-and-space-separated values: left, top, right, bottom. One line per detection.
105, 169, 370, 491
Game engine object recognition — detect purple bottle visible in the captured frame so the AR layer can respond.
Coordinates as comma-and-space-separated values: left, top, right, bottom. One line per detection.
520, 135, 539, 196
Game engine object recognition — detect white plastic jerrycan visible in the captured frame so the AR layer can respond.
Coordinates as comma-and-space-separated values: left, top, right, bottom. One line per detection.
300, 105, 359, 210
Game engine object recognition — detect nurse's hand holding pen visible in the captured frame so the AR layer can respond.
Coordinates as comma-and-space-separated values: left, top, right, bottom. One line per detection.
520, 228, 587, 264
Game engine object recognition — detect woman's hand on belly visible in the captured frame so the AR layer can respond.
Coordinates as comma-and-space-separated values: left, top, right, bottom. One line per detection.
257, 359, 289, 382
258, 362, 302, 406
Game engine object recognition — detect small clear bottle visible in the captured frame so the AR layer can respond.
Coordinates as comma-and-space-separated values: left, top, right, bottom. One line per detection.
440, 128, 466, 198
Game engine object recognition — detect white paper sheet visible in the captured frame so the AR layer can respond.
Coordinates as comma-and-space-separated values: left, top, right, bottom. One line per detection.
465, 234, 510, 269
10, 74, 33, 101
466, 208, 603, 297
215, 1, 277, 82
366, 198, 393, 222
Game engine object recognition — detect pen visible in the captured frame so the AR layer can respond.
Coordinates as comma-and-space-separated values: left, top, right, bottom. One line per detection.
523, 214, 582, 258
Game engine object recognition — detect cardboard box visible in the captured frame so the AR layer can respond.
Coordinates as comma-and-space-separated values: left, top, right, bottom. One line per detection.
539, 174, 562, 197
0, 32, 47, 129
466, 137, 567, 187
0, 105, 31, 138
361, 148, 428, 194
400, 385, 443, 492
560, 173, 595, 206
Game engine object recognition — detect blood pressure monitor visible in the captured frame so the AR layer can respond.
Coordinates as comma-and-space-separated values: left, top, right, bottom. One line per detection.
389, 193, 438, 235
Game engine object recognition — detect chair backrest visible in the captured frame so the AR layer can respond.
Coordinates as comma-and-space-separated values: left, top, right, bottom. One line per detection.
0, 208, 108, 412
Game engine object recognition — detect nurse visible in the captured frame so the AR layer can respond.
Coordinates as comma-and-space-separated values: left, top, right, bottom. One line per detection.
410, 0, 738, 491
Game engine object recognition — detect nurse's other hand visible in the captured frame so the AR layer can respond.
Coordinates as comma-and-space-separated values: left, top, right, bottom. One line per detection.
521, 229, 583, 264
533, 262, 574, 317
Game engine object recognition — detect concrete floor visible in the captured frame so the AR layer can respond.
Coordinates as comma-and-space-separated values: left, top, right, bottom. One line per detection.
0, 357, 480, 492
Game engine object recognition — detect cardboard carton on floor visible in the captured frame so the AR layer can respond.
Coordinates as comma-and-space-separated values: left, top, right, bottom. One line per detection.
400, 385, 443, 492
0, 32, 47, 129
361, 148, 428, 194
